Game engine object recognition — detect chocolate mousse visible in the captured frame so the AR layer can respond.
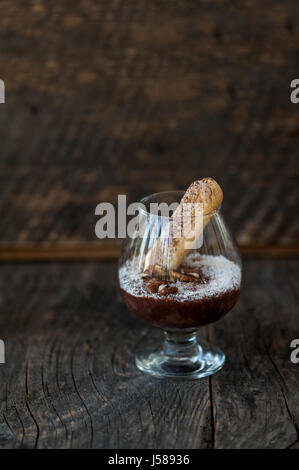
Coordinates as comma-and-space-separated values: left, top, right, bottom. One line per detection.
119, 253, 241, 329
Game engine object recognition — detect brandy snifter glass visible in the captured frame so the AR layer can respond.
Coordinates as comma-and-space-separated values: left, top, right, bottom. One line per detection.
118, 191, 242, 380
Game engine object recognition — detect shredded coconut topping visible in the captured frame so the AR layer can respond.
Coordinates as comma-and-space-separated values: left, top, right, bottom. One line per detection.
119, 254, 241, 302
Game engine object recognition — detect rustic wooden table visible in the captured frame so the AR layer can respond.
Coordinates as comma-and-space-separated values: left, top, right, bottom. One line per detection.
0, 258, 298, 449
0, 0, 298, 450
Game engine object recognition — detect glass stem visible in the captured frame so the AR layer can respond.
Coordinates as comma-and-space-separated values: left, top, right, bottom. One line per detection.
163, 328, 201, 365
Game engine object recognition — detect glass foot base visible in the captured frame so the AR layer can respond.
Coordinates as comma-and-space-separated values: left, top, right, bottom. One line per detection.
135, 333, 225, 380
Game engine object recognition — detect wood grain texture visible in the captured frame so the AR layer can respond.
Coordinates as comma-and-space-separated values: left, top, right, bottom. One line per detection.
0, 258, 298, 449
0, 262, 212, 449
0, 1, 298, 247
210, 259, 299, 448
1, 241, 299, 262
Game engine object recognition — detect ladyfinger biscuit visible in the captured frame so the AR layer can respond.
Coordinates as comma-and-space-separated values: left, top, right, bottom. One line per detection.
144, 178, 223, 272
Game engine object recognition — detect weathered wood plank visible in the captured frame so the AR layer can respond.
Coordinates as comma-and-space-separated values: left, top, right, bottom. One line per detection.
0, 262, 212, 449
0, 258, 298, 448
0, 1, 298, 246
210, 259, 299, 449
0, 242, 299, 262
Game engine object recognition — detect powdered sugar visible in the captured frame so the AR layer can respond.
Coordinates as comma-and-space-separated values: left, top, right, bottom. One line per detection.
119, 254, 241, 301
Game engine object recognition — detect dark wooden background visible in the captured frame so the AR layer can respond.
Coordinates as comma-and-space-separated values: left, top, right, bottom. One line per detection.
0, 0, 298, 449
0, 0, 298, 251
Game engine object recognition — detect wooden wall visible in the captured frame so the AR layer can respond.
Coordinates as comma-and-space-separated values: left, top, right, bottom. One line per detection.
0, 0, 298, 255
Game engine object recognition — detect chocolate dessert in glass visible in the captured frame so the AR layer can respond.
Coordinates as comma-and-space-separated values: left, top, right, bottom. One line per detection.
119, 178, 242, 379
